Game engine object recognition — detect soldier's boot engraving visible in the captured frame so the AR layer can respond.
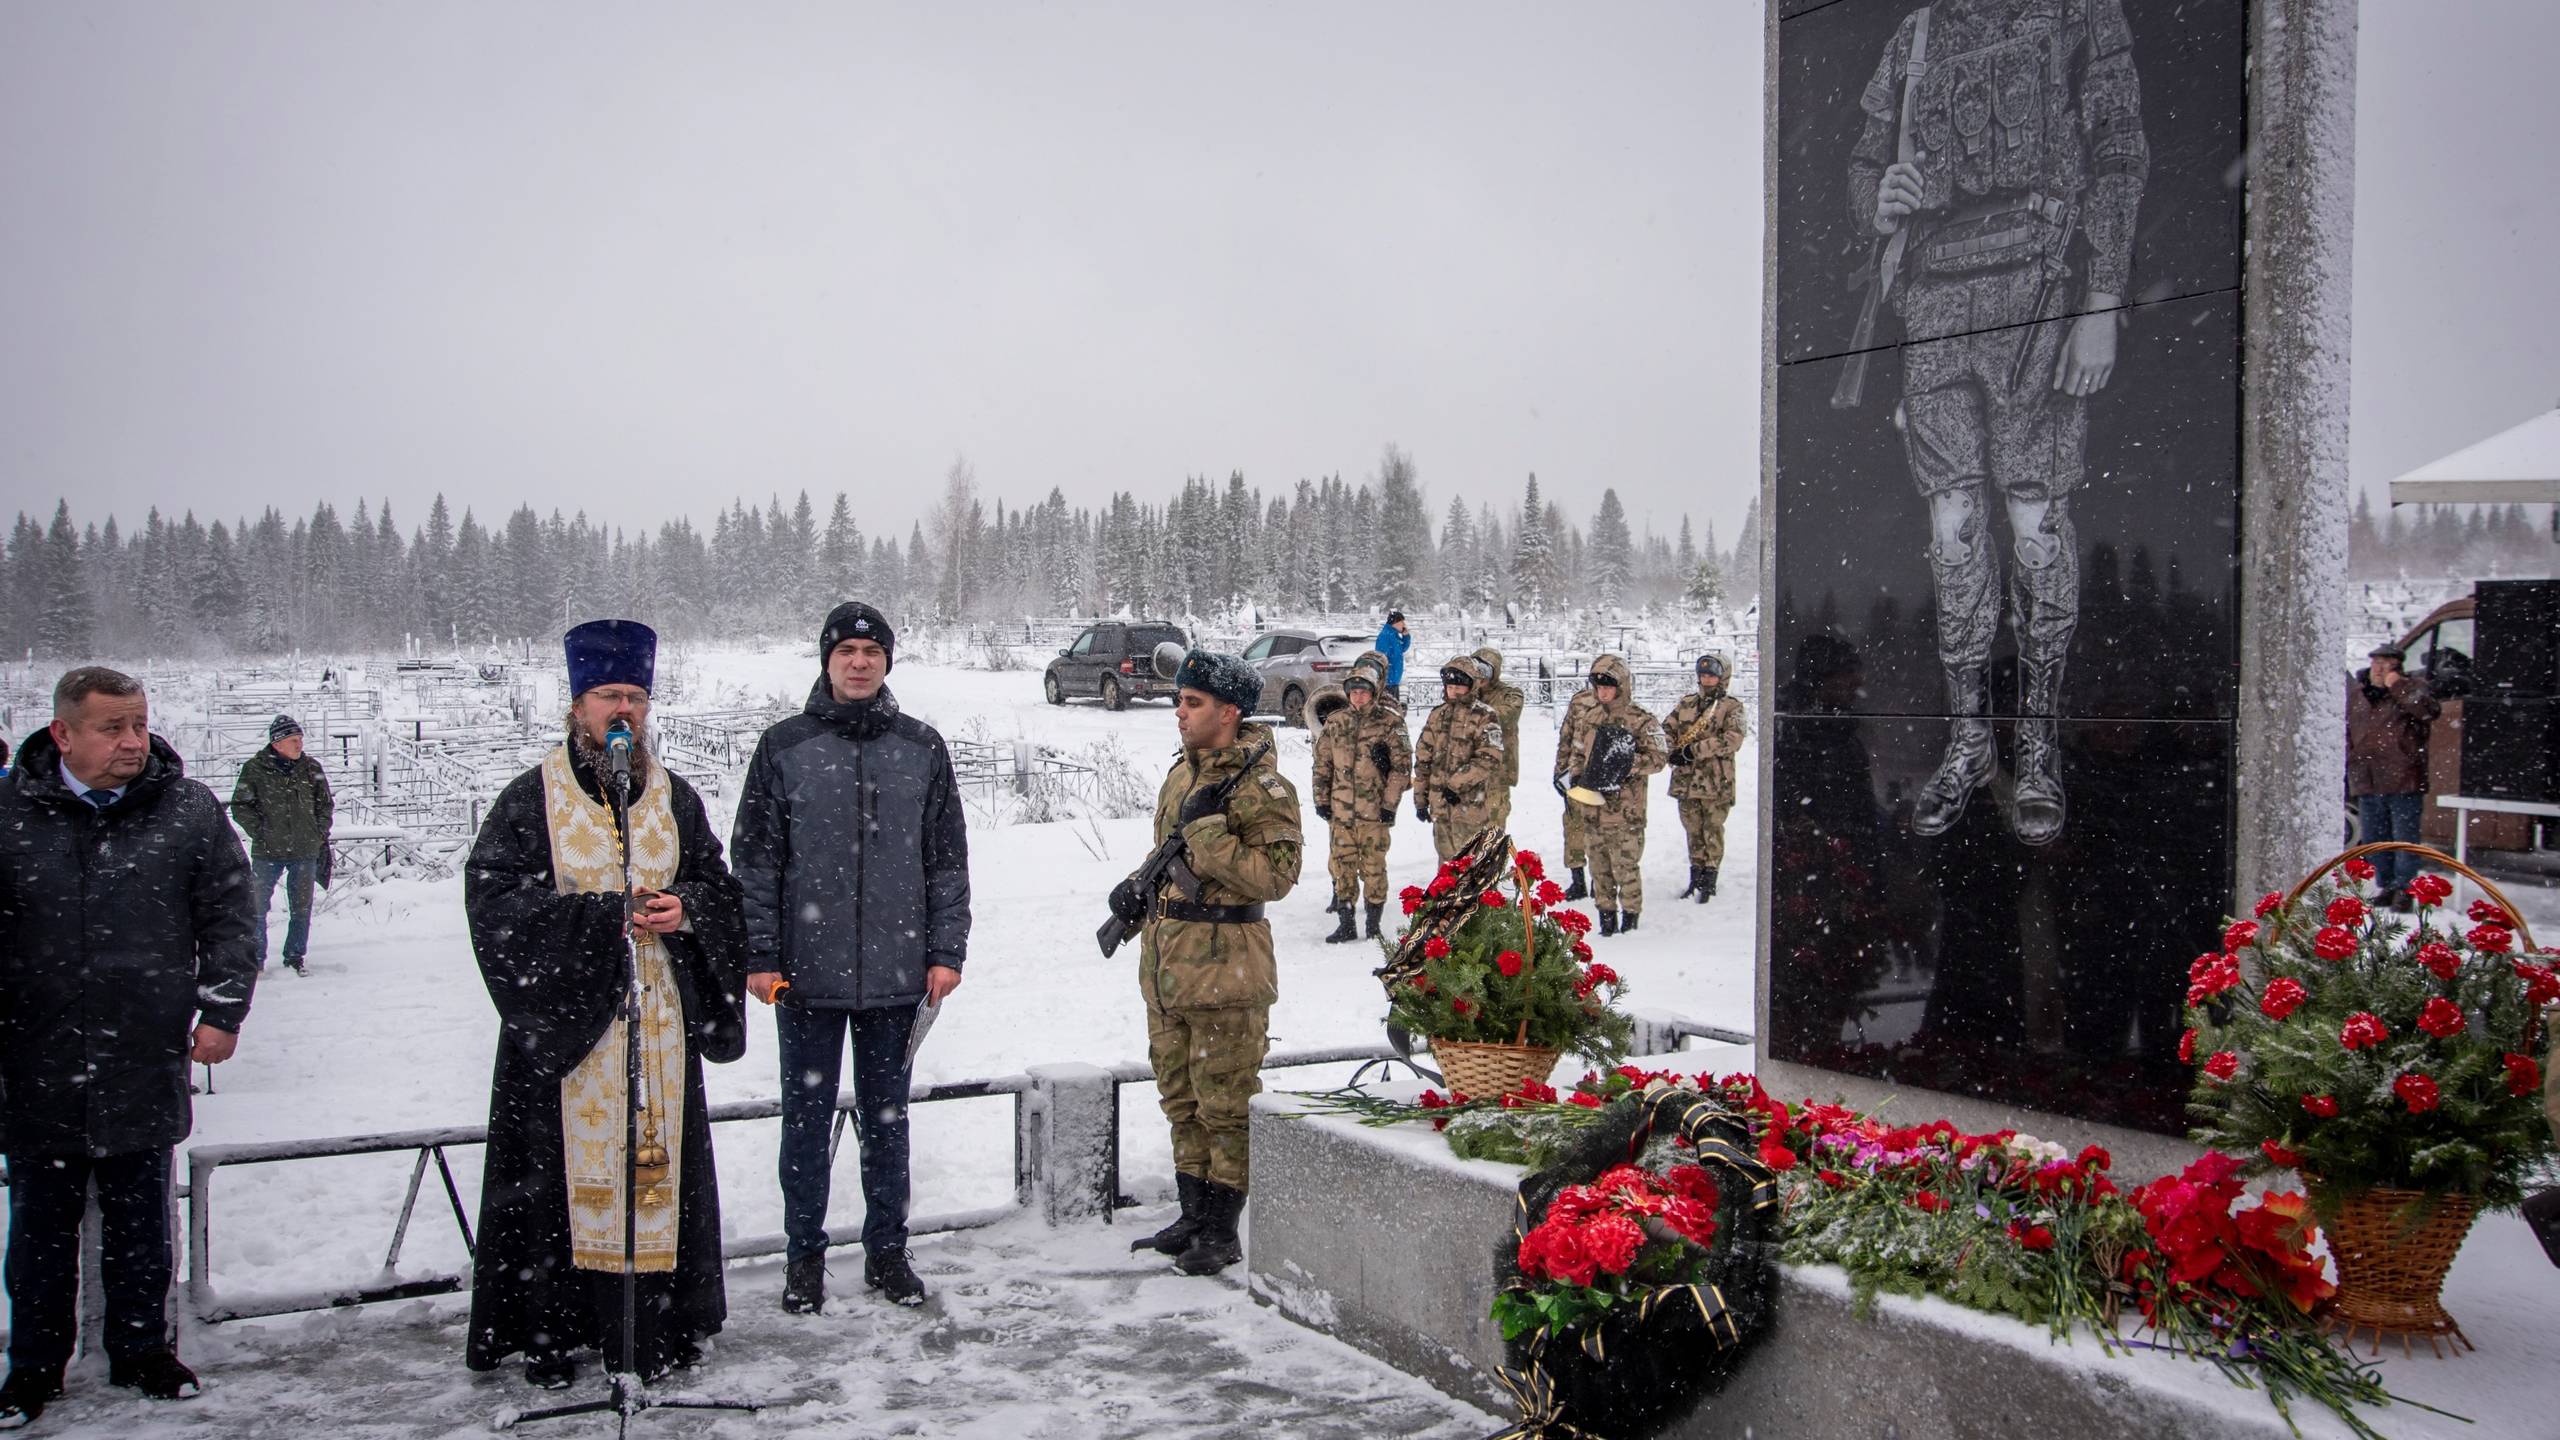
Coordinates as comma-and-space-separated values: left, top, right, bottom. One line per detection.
1913, 665, 1996, 837
2006, 500, 2078, 845
1913, 500, 2001, 837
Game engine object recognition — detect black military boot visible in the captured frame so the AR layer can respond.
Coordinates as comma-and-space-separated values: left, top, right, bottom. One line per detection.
1363, 901, 1385, 939
1597, 909, 1619, 938
1133, 1172, 1207, 1255
864, 1247, 928, 1307
1173, 1181, 1247, 1276
1565, 867, 1588, 901
782, 1251, 827, 1313
1912, 665, 1995, 837
2010, 656, 2068, 847
1697, 866, 1717, 904
1324, 902, 1359, 944
1676, 865, 1698, 899
0, 1365, 66, 1428
1620, 911, 1639, 934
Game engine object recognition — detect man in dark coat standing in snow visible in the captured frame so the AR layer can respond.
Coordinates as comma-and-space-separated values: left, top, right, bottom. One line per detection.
0, 667, 257, 1429
462, 620, 748, 1392
732, 601, 971, 1314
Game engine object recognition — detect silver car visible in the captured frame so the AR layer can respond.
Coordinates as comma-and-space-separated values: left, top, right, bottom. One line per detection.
1238, 629, 1370, 725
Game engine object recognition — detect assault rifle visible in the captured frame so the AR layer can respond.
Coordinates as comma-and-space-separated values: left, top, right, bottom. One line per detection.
1095, 737, 1276, 958
1831, 5, 1932, 411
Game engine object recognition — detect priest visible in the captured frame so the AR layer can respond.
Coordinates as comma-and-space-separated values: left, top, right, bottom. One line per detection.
461, 619, 749, 1391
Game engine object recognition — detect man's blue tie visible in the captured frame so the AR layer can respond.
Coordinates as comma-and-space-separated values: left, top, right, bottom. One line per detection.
84, 789, 113, 811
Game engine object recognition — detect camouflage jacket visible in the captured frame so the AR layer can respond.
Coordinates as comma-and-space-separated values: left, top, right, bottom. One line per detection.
1472, 647, 1526, 788
1412, 696, 1504, 812
1137, 722, 1301, 1011
1556, 657, 1667, 827
1663, 689, 1749, 807
1311, 701, 1411, 825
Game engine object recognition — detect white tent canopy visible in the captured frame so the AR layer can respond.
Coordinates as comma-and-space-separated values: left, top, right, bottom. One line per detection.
2389, 405, 2560, 507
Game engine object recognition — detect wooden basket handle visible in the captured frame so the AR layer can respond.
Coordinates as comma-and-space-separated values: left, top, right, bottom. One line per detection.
2280, 840, 2538, 953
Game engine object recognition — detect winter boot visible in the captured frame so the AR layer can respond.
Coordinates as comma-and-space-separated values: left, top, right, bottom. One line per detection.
1133, 1172, 1208, 1255
108, 1352, 201, 1402
523, 1351, 577, 1392
1697, 865, 1718, 904
1324, 903, 1360, 944
781, 1251, 827, 1314
0, 1366, 65, 1429
1364, 901, 1385, 939
1597, 909, 1619, 938
1677, 866, 1699, 900
1565, 867, 1589, 901
1912, 666, 1995, 838
864, 1247, 928, 1307
1620, 911, 1639, 934
2008, 657, 2068, 847
1173, 1181, 1247, 1276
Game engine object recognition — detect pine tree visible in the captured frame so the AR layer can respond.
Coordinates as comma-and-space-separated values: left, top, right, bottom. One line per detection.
35, 501, 92, 657
1589, 489, 1633, 609
1511, 474, 1559, 610
1728, 498, 1762, 603
1685, 547, 1728, 618
1372, 444, 1433, 611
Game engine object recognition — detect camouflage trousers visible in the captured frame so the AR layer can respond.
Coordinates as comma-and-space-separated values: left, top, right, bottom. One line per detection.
1485, 784, 1512, 835
1677, 798, 1734, 868
1433, 808, 1493, 862
1325, 819, 1393, 907
1589, 822, 1647, 914
1561, 797, 1590, 869
1145, 1000, 1272, 1193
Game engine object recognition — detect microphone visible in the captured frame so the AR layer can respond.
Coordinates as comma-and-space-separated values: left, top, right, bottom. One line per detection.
605, 719, 634, 787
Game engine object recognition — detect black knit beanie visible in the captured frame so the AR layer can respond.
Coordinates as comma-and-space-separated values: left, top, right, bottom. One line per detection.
819, 602, 896, 672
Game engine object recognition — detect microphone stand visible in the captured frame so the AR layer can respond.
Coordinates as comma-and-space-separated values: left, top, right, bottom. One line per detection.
509, 742, 759, 1436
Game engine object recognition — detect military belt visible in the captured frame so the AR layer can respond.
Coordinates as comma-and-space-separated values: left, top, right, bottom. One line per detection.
1157, 899, 1266, 925
1942, 190, 2067, 227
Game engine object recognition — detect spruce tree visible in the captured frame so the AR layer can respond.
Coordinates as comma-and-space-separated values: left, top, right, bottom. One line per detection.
36, 501, 92, 657
1589, 489, 1633, 609
1511, 474, 1559, 610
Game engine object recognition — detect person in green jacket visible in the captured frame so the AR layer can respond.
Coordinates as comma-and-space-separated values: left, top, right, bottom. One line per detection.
229, 715, 332, 975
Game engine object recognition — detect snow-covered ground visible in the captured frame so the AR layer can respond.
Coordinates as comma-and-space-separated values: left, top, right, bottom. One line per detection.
0, 646, 1753, 1434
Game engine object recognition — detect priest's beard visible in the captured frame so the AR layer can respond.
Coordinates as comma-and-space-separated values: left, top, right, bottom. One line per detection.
567, 712, 656, 787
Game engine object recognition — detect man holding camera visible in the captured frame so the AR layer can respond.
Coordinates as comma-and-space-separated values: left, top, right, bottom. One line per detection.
2345, 643, 2440, 910
1112, 650, 1300, 1276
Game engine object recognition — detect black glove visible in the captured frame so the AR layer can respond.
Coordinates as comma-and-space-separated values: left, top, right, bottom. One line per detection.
1369, 741, 1393, 774
1314, 802, 1333, 823
1177, 786, 1223, 828
1415, 797, 1432, 823
1666, 750, 1691, 769
1552, 774, 1569, 799
1109, 878, 1148, 924
1439, 786, 1461, 810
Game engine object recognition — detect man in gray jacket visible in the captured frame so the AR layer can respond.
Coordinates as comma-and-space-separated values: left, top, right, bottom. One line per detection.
732, 602, 970, 1314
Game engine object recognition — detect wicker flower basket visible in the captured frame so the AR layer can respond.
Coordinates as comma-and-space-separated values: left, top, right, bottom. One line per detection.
1430, 1037, 1560, 1100
2314, 1183, 2479, 1358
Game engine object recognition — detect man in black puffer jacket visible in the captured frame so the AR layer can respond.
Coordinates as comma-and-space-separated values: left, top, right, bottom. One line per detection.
0, 667, 257, 1427
732, 602, 971, 1314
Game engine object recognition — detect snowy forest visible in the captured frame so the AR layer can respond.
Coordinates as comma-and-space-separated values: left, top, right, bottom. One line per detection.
0, 447, 1759, 659
2345, 492, 2555, 580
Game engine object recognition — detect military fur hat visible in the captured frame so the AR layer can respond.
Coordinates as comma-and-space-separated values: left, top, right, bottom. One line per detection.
1176, 649, 1262, 713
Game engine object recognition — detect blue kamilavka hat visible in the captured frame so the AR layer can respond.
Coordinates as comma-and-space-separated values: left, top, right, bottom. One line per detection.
564, 619, 657, 696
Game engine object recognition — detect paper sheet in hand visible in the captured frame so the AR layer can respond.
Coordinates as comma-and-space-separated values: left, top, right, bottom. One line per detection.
903, 995, 941, 1069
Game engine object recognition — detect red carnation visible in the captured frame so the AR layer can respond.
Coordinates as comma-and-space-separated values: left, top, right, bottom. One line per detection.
2517, 962, 2560, 1008
1401, 895, 1424, 915
2260, 1139, 2302, 1169
1512, 850, 1545, 882
2468, 924, 2514, 954
2177, 1029, 2198, 1064
1451, 997, 1475, 1018
1427, 874, 1456, 897
1816, 1168, 1847, 1188
2416, 942, 2461, 980
2223, 920, 2260, 952
1399, 884, 1426, 905
2469, 899, 2514, 927
2078, 1144, 2112, 1171
2186, 954, 2242, 1006
1553, 909, 1593, 937
2007, 1221, 2057, 1251
1535, 880, 1566, 907
1571, 940, 1594, 963
2339, 1012, 2388, 1050
2204, 1051, 2240, 1083
1567, 1091, 1605, 1109
2312, 926, 2358, 962
2505, 1053, 2542, 1098
1759, 1139, 1798, 1171
1496, 949, 1524, 978
2417, 996, 2467, 1040
1479, 890, 1508, 908
2407, 874, 2452, 907
2253, 891, 2286, 919
1423, 936, 1451, 960
2393, 1072, 2441, 1113
2342, 857, 2377, 882
2259, 978, 2309, 1021
1907, 1191, 1947, 1214
2325, 895, 2369, 927
1583, 962, 1621, 987
2301, 1093, 2339, 1118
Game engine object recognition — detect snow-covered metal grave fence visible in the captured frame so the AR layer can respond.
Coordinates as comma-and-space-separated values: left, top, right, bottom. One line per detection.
947, 736, 1107, 821
654, 705, 792, 774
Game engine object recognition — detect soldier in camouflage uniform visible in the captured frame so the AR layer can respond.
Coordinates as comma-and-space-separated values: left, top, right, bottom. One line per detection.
1663, 651, 1749, 904
1852, 0, 2147, 846
1348, 649, 1406, 715
1470, 646, 1526, 833
1555, 654, 1666, 933
1552, 681, 1602, 901
1110, 650, 1301, 1276
1411, 656, 1505, 862
1310, 672, 1411, 943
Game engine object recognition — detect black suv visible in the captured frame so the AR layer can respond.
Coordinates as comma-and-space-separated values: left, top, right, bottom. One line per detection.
1043, 620, 1189, 710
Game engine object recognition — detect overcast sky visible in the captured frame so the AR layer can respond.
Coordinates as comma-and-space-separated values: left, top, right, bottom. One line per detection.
0, 1, 2551, 550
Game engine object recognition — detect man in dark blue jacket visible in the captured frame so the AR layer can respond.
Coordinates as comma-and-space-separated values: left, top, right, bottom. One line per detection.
0, 668, 257, 1428
732, 602, 971, 1314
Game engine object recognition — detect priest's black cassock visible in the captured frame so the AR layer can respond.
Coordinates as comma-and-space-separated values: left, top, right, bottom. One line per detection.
461, 745, 746, 1375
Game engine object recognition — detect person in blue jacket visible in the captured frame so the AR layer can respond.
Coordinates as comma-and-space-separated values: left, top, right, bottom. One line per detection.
1373, 611, 1411, 690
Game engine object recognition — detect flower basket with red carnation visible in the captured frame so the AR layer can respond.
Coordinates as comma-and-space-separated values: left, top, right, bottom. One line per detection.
1486, 1090, 1778, 1439
2183, 841, 2557, 1354
1380, 837, 1633, 1097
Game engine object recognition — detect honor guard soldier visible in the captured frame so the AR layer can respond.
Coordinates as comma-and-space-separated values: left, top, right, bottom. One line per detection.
1308, 671, 1411, 943
1110, 650, 1301, 1276
1555, 655, 1666, 934
1411, 656, 1506, 861
1663, 652, 1749, 904
1469, 646, 1526, 832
